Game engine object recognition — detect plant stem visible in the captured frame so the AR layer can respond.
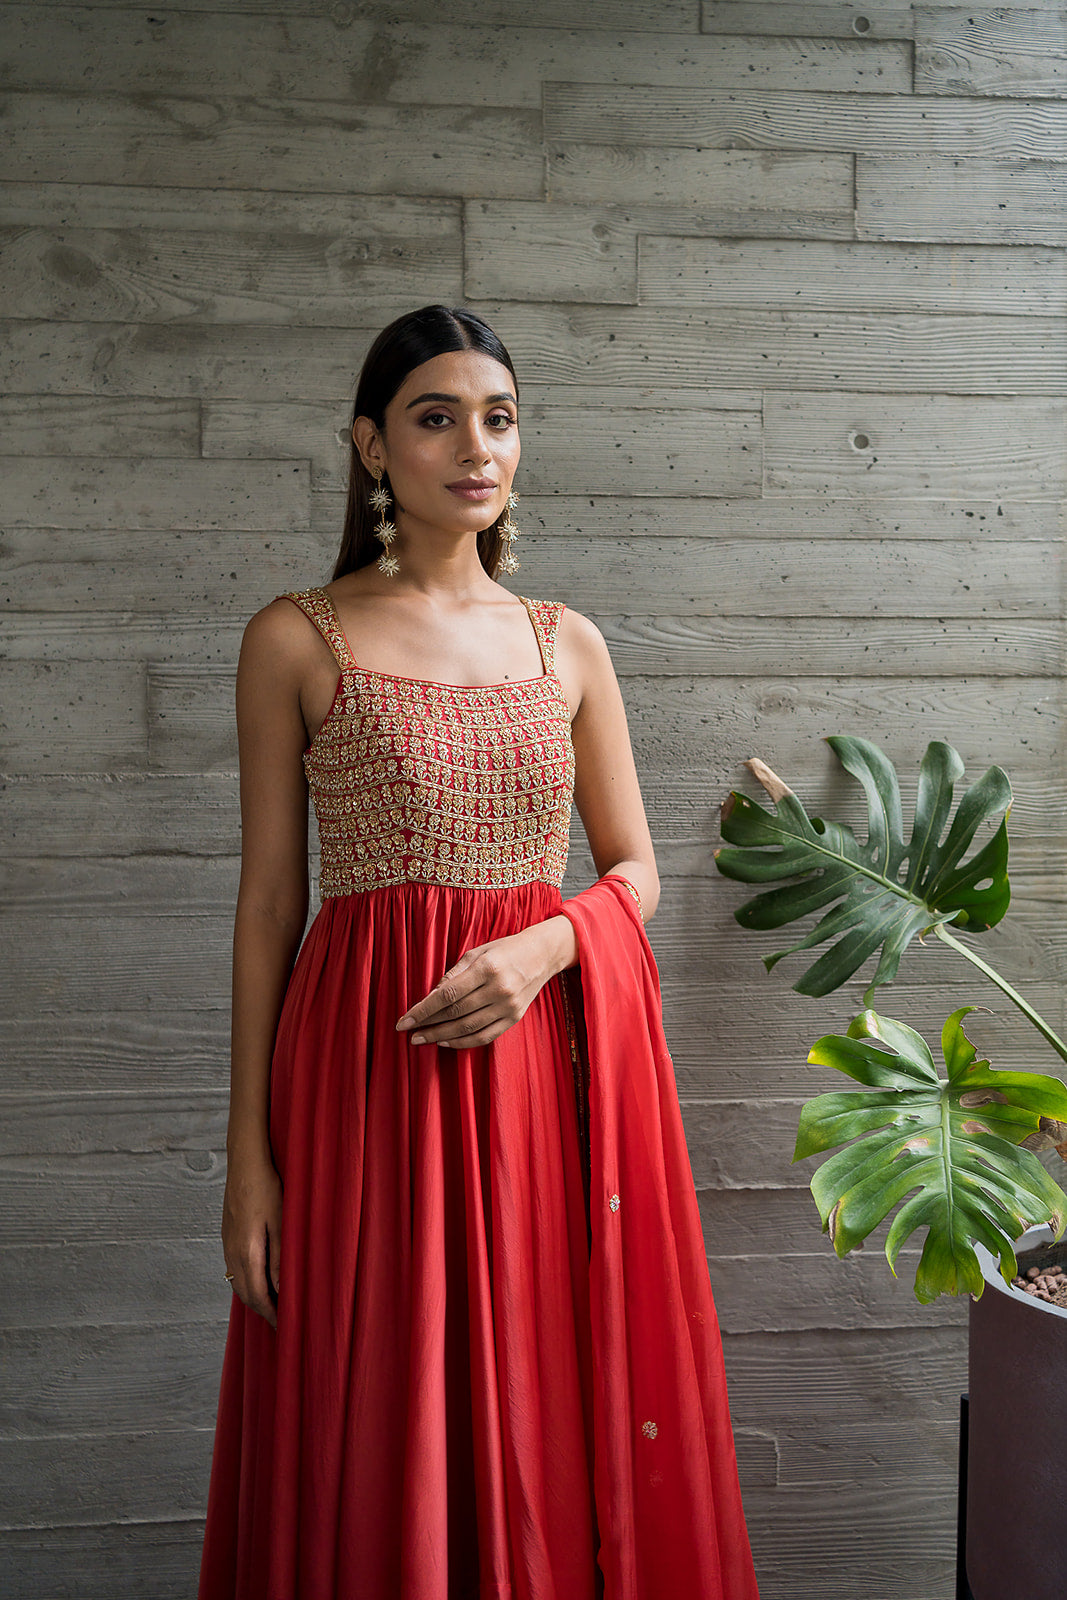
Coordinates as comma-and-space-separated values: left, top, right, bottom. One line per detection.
934, 924, 1067, 1068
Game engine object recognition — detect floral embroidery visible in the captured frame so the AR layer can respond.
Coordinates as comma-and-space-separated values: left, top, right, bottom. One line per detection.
280, 588, 574, 897
608, 1193, 621, 1213
641, 1420, 658, 1440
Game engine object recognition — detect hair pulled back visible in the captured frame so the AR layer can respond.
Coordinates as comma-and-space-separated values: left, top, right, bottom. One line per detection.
333, 304, 520, 581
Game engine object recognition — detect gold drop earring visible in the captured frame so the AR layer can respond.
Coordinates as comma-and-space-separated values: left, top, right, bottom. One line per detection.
498, 489, 521, 575
369, 464, 399, 578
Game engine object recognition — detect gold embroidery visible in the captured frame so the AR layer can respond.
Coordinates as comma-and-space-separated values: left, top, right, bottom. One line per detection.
279, 588, 575, 897
608, 1193, 621, 1213
615, 875, 644, 921
641, 1420, 658, 1440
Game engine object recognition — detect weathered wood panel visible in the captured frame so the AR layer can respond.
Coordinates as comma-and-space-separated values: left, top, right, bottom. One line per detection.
465, 195, 856, 302
857, 154, 1067, 244
468, 304, 1067, 393
0, 318, 385, 399
0, 94, 545, 199
19, 0, 697, 22
0, 10, 911, 101
701, 4, 915, 39
2, 179, 458, 237
0, 775, 242, 856
916, 8, 1067, 99
0, 395, 201, 455
386, 493, 1067, 542
739, 1481, 958, 1598
1, 458, 310, 531
0, 529, 327, 613
763, 393, 1067, 499
545, 150, 855, 227
544, 83, 1067, 157
0, 1152, 226, 1247
390, 27, 910, 103
638, 237, 1067, 315
0, 662, 146, 775
0, 1431, 215, 1526
0, 218, 463, 325
0, 1521, 205, 1600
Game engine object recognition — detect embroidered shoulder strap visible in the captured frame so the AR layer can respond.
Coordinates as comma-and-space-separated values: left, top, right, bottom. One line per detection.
520, 596, 566, 674
277, 587, 359, 671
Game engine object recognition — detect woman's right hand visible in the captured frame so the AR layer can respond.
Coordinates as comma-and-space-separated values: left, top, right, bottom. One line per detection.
222, 1147, 283, 1330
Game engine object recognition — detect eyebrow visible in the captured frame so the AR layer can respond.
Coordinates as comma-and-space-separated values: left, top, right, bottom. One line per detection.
404, 390, 518, 409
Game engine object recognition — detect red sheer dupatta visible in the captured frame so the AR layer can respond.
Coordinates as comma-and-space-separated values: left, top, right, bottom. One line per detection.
559, 876, 760, 1600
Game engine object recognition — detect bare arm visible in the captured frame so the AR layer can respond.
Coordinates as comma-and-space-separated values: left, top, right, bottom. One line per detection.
396, 608, 659, 1046
222, 600, 315, 1327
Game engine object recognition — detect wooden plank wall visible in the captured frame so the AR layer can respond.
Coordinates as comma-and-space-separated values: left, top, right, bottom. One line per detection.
1, 3, 1064, 1596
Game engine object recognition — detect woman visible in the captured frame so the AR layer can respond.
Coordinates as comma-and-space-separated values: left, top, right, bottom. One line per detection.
198, 304, 759, 1600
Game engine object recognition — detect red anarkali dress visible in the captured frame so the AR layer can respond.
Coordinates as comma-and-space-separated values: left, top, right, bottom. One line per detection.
198, 586, 759, 1600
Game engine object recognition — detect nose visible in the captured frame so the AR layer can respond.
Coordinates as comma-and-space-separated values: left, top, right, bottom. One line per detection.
455, 414, 492, 466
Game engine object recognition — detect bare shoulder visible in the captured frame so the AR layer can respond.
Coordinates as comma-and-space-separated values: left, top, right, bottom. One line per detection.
556, 604, 608, 659
239, 593, 321, 681
556, 604, 615, 679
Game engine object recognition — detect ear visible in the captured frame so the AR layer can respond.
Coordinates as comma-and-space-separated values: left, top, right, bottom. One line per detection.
351, 415, 384, 475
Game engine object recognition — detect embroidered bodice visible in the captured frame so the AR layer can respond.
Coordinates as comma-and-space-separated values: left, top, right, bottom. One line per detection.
278, 587, 575, 898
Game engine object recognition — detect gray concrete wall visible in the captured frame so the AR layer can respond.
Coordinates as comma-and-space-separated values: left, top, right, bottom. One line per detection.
2, 4, 1065, 1595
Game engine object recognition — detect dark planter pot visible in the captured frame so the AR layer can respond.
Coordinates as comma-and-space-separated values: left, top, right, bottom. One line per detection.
966, 1225, 1067, 1600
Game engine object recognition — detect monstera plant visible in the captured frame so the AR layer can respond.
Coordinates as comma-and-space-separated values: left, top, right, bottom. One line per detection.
715, 736, 1067, 1304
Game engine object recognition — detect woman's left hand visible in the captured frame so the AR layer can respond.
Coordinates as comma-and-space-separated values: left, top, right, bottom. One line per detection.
396, 916, 576, 1049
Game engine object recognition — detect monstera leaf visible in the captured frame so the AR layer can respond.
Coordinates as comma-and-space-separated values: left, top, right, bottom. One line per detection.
716, 736, 1011, 1001
796, 1008, 1067, 1302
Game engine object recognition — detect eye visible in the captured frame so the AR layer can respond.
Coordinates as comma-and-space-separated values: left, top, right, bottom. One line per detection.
488, 412, 516, 429
420, 410, 451, 427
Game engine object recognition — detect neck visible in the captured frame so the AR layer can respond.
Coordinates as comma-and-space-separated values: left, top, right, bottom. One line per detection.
382, 521, 497, 598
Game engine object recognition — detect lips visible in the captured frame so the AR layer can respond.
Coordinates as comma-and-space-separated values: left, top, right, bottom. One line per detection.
446, 478, 497, 501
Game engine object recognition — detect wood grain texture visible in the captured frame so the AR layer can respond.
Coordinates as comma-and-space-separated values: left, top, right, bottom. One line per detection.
464, 303, 1067, 393
763, 393, 1067, 499
2, 179, 458, 236
701, 3, 915, 39
0, 395, 201, 456
1, 93, 545, 199
639, 237, 1067, 315
0, 1521, 205, 1600
916, 8, 1067, 98
543, 82, 1067, 157
1, 458, 311, 529
0, 318, 385, 398
19, 0, 698, 19
0, 9, 911, 102
0, 218, 463, 325
857, 154, 1067, 243
545, 148, 855, 224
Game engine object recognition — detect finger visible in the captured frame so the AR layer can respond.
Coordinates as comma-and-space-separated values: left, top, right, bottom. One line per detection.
408, 1002, 502, 1047
236, 1238, 278, 1328
397, 956, 491, 1031
268, 1227, 282, 1300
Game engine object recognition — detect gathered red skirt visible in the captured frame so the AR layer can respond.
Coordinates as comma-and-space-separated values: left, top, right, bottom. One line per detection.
199, 881, 601, 1600
199, 877, 759, 1600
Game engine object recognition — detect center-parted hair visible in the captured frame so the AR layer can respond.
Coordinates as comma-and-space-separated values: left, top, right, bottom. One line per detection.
334, 304, 520, 581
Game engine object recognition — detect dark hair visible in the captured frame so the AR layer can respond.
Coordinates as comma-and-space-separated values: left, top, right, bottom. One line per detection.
333, 304, 519, 581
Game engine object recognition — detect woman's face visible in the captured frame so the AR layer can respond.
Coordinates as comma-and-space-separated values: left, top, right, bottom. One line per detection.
357, 349, 521, 541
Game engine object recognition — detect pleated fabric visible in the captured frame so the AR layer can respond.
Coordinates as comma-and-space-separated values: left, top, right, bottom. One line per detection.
558, 876, 760, 1600
199, 880, 601, 1600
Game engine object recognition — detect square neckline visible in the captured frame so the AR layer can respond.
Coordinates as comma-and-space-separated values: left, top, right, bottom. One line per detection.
318, 586, 554, 692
